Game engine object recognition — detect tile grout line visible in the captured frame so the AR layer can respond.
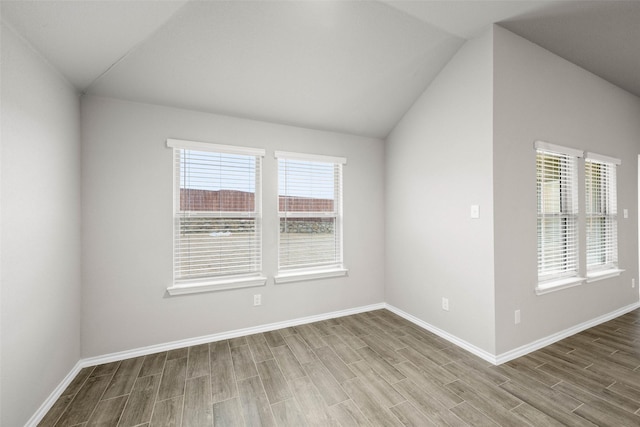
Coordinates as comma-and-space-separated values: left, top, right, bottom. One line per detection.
205, 344, 214, 427
84, 362, 121, 425
146, 352, 168, 425
51, 366, 97, 427
115, 356, 146, 427
115, 374, 139, 427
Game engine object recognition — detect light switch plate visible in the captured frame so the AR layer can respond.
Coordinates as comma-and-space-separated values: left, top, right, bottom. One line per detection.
470, 205, 480, 219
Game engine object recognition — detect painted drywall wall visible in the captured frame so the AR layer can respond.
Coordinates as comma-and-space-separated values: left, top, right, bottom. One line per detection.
0, 24, 81, 426
493, 26, 640, 354
80, 96, 385, 358
385, 30, 496, 354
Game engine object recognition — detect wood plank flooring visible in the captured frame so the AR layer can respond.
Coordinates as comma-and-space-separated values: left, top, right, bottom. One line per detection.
38, 308, 640, 426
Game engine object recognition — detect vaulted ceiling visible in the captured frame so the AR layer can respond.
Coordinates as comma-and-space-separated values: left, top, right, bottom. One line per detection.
2, 1, 639, 138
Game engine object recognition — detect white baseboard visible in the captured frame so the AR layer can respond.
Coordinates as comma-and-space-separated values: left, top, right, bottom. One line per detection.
385, 304, 499, 364
79, 302, 385, 367
386, 301, 640, 366
27, 300, 639, 425
27, 302, 385, 426
25, 361, 83, 427
494, 301, 640, 365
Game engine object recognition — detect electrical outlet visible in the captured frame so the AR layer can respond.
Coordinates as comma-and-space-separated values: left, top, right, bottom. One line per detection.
515, 309, 521, 325
253, 294, 261, 306
442, 297, 449, 311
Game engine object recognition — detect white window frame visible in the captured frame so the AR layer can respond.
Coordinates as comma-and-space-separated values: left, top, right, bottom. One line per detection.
274, 151, 348, 284
585, 152, 623, 282
166, 139, 266, 295
535, 141, 585, 295
534, 142, 624, 295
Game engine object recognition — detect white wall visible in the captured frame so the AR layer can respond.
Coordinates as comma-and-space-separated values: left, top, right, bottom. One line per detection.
493, 26, 640, 354
385, 30, 496, 354
81, 96, 385, 358
0, 25, 81, 426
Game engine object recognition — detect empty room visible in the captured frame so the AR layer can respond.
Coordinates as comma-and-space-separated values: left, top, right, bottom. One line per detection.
2, 0, 640, 426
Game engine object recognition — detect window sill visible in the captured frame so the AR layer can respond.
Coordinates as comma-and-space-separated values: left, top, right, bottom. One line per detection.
536, 276, 586, 296
274, 268, 348, 284
586, 268, 624, 283
167, 275, 267, 296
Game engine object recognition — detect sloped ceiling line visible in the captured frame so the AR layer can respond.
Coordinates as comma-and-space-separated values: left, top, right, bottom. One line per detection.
84, 1, 191, 94
2, 0, 639, 138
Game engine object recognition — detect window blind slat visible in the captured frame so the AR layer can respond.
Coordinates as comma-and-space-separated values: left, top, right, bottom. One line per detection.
173, 146, 262, 281
585, 159, 618, 272
537, 149, 579, 281
278, 156, 343, 272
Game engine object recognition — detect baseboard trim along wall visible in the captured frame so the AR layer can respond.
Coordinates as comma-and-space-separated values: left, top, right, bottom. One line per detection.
493, 301, 640, 365
25, 361, 84, 427
27, 300, 640, 426
386, 302, 640, 365
384, 304, 498, 364
79, 303, 386, 367
26, 302, 385, 426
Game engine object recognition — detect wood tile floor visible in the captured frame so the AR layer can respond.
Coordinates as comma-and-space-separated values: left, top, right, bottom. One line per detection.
39, 308, 640, 426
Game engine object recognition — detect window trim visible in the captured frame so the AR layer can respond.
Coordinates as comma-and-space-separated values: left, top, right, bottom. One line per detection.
275, 151, 347, 282
535, 276, 585, 296
167, 139, 266, 295
585, 152, 621, 166
534, 142, 623, 295
274, 150, 347, 165
534, 140, 583, 158
274, 268, 348, 284
167, 138, 265, 157
167, 275, 267, 296
585, 152, 621, 279
586, 268, 624, 283
535, 141, 583, 289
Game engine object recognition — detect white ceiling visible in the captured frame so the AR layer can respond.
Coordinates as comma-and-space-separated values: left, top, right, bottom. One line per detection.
1, 0, 189, 89
2, 0, 639, 138
499, 1, 640, 101
381, 0, 550, 39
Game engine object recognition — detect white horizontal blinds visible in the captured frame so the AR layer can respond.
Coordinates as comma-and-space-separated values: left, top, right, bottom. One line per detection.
172, 145, 262, 282
277, 154, 344, 272
585, 155, 619, 272
536, 146, 580, 282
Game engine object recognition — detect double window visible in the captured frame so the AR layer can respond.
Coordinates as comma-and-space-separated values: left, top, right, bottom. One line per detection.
167, 140, 346, 293
535, 141, 621, 294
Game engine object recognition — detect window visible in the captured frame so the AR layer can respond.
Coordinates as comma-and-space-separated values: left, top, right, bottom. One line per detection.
167, 139, 266, 295
535, 141, 582, 286
534, 141, 623, 295
585, 153, 620, 276
275, 151, 347, 282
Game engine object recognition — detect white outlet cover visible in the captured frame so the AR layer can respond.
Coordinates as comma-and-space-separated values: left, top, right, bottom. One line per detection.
470, 205, 480, 219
